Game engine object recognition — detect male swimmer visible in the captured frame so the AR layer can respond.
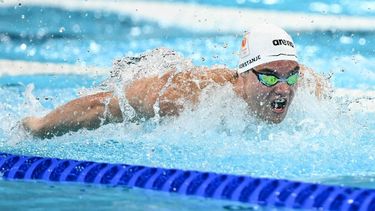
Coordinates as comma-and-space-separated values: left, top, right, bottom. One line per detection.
22, 24, 324, 139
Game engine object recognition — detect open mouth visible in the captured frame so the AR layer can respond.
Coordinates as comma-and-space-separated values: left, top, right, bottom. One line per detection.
271, 98, 287, 113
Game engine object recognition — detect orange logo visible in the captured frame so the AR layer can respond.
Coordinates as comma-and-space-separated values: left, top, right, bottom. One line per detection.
241, 37, 247, 48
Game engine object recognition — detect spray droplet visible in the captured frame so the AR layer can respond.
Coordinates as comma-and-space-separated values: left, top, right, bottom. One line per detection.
358, 38, 366, 46
59, 27, 65, 33
20, 43, 27, 50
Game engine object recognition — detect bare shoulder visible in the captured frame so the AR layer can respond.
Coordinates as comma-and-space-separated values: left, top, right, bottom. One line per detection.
204, 67, 237, 85
180, 67, 236, 87
125, 71, 175, 116
158, 67, 236, 116
166, 66, 235, 88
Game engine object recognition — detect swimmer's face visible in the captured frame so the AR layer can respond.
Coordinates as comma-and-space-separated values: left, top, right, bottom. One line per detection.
240, 60, 299, 123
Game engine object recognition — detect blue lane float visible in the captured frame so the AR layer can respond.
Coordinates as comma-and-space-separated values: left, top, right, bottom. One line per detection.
0, 153, 374, 210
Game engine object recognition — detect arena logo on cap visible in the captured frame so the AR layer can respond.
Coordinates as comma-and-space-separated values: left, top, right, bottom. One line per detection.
272, 39, 294, 48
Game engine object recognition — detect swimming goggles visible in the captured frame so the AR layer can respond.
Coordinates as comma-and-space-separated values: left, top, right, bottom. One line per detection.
251, 69, 299, 87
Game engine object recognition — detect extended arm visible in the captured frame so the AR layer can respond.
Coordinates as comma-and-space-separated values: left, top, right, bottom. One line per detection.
21, 68, 226, 139
22, 92, 123, 139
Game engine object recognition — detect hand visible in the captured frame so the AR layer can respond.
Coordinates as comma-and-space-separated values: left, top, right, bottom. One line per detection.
21, 116, 42, 136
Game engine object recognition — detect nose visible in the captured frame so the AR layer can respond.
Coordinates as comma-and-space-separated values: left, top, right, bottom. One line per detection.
273, 82, 291, 95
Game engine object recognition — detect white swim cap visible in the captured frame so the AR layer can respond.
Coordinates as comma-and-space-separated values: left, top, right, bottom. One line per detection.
238, 24, 298, 74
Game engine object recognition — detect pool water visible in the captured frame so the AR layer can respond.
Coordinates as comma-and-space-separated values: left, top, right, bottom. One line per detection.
0, 0, 375, 210
1, 179, 268, 211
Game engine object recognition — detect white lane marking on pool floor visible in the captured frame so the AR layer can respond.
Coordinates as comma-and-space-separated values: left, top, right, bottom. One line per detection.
0, 60, 109, 76
1, 0, 375, 32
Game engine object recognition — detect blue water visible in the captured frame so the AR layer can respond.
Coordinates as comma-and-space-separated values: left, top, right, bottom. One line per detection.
0, 1, 375, 210
1, 5, 374, 89
159, 0, 375, 17
1, 179, 266, 211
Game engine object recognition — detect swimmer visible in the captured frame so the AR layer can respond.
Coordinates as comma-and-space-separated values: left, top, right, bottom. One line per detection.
22, 24, 326, 139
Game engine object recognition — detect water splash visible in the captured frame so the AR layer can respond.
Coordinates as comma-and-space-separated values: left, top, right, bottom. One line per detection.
111, 47, 194, 81
0, 52, 374, 181
87, 48, 196, 121
5, 84, 49, 146
23, 84, 46, 115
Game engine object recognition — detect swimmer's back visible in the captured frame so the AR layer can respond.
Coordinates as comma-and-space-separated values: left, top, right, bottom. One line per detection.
125, 68, 236, 117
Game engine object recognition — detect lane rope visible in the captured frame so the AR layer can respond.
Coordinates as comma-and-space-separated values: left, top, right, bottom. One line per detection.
1, 152, 374, 210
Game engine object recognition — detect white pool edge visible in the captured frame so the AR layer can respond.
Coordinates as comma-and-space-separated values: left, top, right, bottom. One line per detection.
1, 0, 375, 32
0, 59, 109, 76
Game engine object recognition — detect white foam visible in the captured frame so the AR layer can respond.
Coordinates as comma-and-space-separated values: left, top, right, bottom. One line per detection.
1, 0, 375, 32
335, 88, 375, 112
336, 88, 375, 98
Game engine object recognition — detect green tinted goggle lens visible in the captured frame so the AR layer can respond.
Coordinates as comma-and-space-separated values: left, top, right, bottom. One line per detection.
258, 73, 299, 87
286, 73, 298, 85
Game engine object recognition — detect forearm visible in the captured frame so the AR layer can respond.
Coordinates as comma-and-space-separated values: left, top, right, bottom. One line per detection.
23, 92, 123, 138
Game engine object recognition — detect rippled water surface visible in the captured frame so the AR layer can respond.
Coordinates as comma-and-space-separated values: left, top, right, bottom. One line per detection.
0, 0, 374, 210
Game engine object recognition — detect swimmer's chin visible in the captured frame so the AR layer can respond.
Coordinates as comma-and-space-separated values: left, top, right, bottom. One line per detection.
259, 110, 289, 124
267, 117, 284, 124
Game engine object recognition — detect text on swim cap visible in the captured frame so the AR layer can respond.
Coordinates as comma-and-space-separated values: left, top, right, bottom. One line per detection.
272, 39, 294, 48
239, 55, 261, 69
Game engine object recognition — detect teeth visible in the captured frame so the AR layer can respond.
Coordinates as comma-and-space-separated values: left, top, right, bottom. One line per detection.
275, 98, 286, 103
